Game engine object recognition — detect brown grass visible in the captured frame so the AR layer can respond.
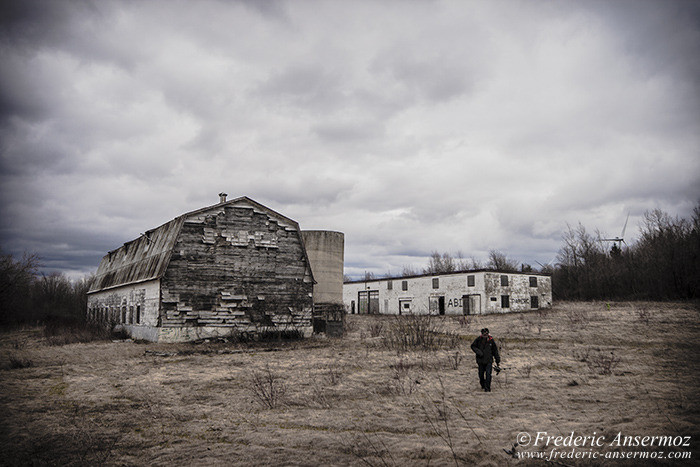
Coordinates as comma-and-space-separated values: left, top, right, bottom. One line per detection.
0, 301, 698, 465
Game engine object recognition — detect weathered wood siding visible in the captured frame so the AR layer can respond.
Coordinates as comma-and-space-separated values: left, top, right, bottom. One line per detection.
159, 205, 313, 334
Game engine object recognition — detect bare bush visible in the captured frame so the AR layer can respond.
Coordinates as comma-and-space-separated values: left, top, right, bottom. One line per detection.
453, 315, 470, 328
389, 358, 418, 396
587, 351, 621, 375
446, 352, 462, 370
572, 347, 591, 362
382, 314, 461, 351
7, 353, 33, 369
636, 305, 651, 325
567, 307, 590, 325
325, 364, 342, 386
367, 321, 384, 338
43, 320, 113, 346
249, 365, 287, 409
519, 364, 532, 378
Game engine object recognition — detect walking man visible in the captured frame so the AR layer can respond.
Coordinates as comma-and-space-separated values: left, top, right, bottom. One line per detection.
471, 327, 500, 392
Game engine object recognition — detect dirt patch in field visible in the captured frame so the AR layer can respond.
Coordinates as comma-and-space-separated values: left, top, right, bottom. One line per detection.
1, 301, 698, 465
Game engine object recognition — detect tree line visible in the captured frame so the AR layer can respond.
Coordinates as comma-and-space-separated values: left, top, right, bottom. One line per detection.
0, 251, 93, 325
354, 206, 699, 301
554, 207, 699, 300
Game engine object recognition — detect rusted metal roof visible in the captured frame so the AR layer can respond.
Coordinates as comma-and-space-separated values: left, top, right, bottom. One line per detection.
88, 196, 314, 293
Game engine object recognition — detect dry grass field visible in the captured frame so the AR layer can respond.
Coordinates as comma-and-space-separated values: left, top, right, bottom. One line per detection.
1, 301, 698, 466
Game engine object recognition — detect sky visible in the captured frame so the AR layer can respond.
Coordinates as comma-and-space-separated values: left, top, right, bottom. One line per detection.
1, 0, 699, 281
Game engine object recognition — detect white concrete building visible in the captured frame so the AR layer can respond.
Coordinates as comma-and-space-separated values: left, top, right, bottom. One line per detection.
343, 270, 552, 315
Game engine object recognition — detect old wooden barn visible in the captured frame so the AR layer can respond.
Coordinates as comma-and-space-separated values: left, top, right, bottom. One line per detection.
87, 195, 343, 342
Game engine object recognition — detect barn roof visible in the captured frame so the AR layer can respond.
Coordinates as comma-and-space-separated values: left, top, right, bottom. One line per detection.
88, 196, 309, 293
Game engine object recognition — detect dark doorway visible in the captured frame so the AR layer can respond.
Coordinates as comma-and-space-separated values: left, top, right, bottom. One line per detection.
438, 296, 445, 315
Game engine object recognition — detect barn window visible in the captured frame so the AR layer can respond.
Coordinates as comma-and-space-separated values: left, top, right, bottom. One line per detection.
501, 295, 510, 308
531, 296, 539, 308
387, 280, 393, 290
501, 275, 509, 286
529, 277, 538, 287
402, 280, 408, 291
122, 306, 127, 323
432, 278, 439, 289
129, 306, 134, 324
467, 275, 475, 287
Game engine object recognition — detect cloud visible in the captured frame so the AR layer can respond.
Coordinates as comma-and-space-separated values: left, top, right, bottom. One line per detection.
0, 0, 698, 280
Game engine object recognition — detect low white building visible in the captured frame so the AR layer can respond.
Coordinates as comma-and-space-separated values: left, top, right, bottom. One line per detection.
343, 270, 552, 315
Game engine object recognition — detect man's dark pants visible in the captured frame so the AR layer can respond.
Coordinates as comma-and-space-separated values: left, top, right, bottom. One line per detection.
478, 362, 493, 391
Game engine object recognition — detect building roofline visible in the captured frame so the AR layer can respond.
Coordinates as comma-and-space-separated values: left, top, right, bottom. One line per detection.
92, 196, 315, 292
343, 268, 551, 284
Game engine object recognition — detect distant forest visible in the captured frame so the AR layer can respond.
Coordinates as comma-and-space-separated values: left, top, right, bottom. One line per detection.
1, 206, 698, 325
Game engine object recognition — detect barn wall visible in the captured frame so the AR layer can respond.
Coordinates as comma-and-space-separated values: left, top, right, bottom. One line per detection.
86, 279, 160, 334
158, 205, 314, 338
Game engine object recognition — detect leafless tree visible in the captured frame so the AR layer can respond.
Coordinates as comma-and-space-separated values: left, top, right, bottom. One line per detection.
486, 250, 518, 272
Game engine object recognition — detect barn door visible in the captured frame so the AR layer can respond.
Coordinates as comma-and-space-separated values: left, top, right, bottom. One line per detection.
368, 290, 379, 314
463, 294, 481, 315
470, 295, 481, 314
358, 291, 368, 314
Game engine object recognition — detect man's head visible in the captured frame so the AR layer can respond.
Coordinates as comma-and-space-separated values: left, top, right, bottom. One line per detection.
481, 328, 489, 336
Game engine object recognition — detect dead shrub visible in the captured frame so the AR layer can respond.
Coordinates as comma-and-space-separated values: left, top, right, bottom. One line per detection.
446, 351, 463, 370
343, 317, 358, 334
382, 314, 461, 351
43, 320, 113, 346
367, 321, 384, 338
636, 305, 651, 325
249, 364, 287, 409
567, 308, 590, 325
389, 357, 419, 396
587, 351, 621, 375
453, 315, 470, 328
325, 364, 342, 386
519, 364, 532, 378
572, 347, 592, 362
7, 353, 33, 369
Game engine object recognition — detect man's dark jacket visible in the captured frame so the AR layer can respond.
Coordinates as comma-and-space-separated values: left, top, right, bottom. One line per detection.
471, 335, 500, 365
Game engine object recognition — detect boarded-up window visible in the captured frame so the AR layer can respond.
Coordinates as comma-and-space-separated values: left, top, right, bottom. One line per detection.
501, 275, 509, 286
467, 275, 475, 287
387, 280, 393, 290
402, 280, 408, 291
501, 295, 510, 308
531, 296, 539, 308
529, 276, 538, 287
432, 278, 439, 289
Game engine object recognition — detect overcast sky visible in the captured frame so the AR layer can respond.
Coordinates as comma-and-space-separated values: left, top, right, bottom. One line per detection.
1, 0, 698, 280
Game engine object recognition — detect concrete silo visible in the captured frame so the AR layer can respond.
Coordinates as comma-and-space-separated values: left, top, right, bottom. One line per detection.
301, 230, 345, 335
